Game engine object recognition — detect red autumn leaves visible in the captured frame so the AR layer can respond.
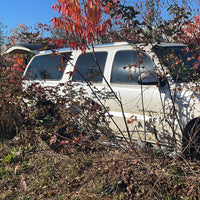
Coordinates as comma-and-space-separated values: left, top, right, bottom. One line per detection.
51, 0, 115, 50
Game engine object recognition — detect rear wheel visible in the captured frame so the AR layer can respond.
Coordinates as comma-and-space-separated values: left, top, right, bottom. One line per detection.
182, 118, 200, 155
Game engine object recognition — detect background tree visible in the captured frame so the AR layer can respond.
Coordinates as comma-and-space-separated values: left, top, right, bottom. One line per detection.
51, 0, 199, 46
9, 23, 52, 45
0, 21, 7, 54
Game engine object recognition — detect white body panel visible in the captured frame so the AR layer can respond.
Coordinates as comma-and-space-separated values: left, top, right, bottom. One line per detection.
22, 42, 200, 148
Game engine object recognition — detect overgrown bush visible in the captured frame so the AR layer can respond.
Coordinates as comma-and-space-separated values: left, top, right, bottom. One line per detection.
0, 57, 111, 151
20, 81, 112, 151
0, 67, 25, 140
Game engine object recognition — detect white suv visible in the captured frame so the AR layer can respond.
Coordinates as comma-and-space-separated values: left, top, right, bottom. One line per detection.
22, 42, 200, 152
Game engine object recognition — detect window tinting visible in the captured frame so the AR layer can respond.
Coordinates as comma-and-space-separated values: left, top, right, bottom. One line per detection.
111, 50, 155, 83
72, 52, 107, 82
24, 52, 71, 80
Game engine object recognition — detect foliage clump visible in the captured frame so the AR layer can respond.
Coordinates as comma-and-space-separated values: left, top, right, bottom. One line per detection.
0, 61, 25, 140
1, 138, 200, 200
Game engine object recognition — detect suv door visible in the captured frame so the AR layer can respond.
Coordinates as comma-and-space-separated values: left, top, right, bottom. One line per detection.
106, 49, 176, 145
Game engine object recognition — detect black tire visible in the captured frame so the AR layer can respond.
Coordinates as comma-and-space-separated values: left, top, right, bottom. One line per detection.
182, 118, 200, 155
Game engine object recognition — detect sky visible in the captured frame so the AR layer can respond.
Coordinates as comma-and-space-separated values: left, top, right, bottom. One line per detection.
0, 0, 199, 38
0, 0, 57, 33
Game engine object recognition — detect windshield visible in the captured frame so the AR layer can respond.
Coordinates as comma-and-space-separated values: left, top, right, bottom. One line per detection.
153, 45, 199, 82
24, 52, 71, 80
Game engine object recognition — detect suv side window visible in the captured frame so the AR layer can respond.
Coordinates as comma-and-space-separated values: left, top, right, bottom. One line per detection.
111, 50, 155, 83
24, 52, 71, 80
73, 52, 107, 82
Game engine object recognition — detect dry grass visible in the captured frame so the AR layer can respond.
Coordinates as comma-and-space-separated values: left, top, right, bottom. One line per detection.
1, 135, 200, 200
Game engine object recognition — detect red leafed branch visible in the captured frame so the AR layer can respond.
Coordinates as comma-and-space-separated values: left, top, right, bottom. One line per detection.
51, 0, 115, 51
177, 14, 200, 69
181, 14, 200, 43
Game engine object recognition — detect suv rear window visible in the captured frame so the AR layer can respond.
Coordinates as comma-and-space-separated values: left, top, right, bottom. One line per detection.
72, 52, 107, 82
24, 52, 71, 80
111, 50, 155, 83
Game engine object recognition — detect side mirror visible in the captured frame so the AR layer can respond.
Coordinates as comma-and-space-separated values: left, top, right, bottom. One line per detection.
138, 71, 166, 86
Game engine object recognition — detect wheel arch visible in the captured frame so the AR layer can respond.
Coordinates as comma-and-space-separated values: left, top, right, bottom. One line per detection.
182, 117, 200, 154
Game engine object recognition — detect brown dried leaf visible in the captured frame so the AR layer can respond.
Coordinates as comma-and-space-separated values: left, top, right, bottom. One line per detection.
49, 135, 57, 146
20, 176, 27, 192
127, 118, 134, 124
14, 162, 20, 175
156, 141, 161, 148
